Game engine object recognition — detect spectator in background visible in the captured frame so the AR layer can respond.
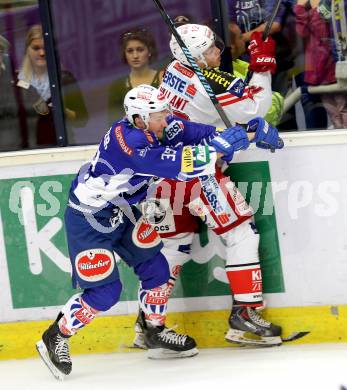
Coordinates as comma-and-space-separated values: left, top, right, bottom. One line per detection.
295, 0, 347, 129
0, 34, 23, 151
228, 0, 332, 130
108, 28, 164, 125
227, 0, 297, 95
16, 24, 88, 148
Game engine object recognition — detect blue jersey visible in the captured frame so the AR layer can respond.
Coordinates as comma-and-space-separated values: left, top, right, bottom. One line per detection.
69, 115, 218, 215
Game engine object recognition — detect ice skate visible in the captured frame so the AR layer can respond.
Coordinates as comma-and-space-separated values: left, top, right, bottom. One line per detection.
36, 321, 72, 380
145, 324, 198, 359
133, 308, 147, 350
136, 309, 198, 358
225, 306, 282, 347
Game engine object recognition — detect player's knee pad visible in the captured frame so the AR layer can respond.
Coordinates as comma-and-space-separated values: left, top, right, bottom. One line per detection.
82, 280, 123, 312
134, 251, 170, 290
221, 221, 263, 307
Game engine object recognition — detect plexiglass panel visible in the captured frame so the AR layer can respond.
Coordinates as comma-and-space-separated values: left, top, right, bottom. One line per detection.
49, 0, 213, 145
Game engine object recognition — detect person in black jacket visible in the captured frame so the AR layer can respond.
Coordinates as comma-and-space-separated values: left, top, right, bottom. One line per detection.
16, 24, 88, 148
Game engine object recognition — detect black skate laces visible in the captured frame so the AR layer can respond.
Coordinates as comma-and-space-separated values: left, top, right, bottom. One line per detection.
247, 307, 271, 328
158, 326, 188, 346
54, 334, 71, 363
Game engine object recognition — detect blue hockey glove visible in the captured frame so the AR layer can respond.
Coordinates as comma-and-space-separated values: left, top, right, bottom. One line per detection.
247, 117, 284, 150
210, 125, 250, 160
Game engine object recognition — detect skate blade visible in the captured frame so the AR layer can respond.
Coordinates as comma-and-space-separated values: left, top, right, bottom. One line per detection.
147, 347, 199, 359
36, 340, 66, 381
225, 329, 282, 347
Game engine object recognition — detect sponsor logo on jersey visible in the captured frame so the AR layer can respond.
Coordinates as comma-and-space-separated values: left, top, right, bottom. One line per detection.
169, 94, 189, 110
194, 145, 210, 166
200, 175, 231, 226
173, 61, 195, 78
143, 199, 167, 224
115, 125, 133, 155
163, 70, 187, 93
159, 85, 189, 111
202, 68, 231, 88
132, 218, 161, 248
227, 77, 246, 98
165, 120, 184, 140
185, 83, 197, 98
75, 249, 114, 282
217, 212, 230, 225
181, 146, 194, 172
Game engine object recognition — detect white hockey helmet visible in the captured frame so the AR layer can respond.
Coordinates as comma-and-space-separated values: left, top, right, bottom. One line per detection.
124, 84, 170, 127
170, 23, 215, 66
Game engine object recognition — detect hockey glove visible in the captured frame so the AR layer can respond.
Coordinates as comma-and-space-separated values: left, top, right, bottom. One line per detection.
210, 126, 250, 161
247, 117, 284, 150
248, 31, 277, 74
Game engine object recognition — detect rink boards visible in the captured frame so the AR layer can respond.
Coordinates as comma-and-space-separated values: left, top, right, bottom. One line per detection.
1, 131, 347, 359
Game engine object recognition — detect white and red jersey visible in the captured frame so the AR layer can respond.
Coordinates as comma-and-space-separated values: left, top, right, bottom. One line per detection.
160, 60, 272, 127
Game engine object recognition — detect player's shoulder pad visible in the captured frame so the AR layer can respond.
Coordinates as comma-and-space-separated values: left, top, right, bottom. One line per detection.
202, 67, 245, 97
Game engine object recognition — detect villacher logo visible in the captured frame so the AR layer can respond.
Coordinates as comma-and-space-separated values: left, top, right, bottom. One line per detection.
75, 249, 114, 282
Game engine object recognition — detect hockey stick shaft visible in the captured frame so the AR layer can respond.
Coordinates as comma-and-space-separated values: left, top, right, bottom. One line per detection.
332, 0, 347, 61
152, 0, 232, 128
244, 0, 282, 85
262, 0, 282, 40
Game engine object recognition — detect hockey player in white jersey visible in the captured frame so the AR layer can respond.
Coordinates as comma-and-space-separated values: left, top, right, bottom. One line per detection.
35, 84, 254, 379
133, 24, 284, 349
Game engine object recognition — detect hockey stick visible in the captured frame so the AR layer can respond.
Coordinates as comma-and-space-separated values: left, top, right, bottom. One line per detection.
332, 0, 347, 88
332, 0, 347, 62
243, 0, 282, 85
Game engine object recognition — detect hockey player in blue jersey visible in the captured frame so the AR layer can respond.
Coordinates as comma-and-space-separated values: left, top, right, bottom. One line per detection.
35, 84, 251, 380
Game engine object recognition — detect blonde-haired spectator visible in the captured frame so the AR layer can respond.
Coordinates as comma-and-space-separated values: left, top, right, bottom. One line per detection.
16, 24, 88, 147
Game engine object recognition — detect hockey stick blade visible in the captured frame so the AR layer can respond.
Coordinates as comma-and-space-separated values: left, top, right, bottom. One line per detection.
282, 331, 310, 342
36, 340, 66, 381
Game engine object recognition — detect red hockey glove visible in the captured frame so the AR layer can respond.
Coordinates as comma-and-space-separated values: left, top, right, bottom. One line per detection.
248, 31, 277, 74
